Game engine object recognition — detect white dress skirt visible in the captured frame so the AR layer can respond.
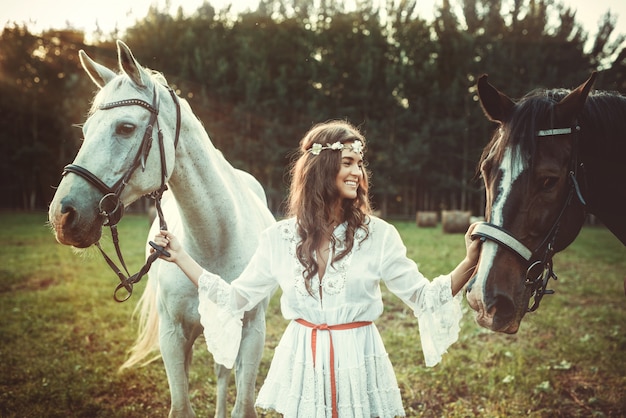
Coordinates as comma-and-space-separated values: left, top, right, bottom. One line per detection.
255, 320, 405, 417
197, 216, 464, 418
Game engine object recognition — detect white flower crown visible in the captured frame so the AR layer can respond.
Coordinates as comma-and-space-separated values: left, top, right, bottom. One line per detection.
308, 140, 364, 156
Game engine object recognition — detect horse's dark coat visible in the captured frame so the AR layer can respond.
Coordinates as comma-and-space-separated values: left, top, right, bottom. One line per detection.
467, 74, 626, 332
480, 85, 626, 246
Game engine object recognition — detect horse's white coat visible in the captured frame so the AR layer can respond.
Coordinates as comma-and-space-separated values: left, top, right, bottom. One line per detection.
49, 41, 275, 418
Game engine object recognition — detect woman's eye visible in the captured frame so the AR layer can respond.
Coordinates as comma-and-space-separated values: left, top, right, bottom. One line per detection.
116, 123, 136, 136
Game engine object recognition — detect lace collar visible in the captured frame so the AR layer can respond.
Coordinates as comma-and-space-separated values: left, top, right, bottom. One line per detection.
279, 218, 369, 297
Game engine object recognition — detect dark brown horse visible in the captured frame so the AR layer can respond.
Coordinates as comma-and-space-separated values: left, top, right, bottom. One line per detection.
466, 73, 626, 333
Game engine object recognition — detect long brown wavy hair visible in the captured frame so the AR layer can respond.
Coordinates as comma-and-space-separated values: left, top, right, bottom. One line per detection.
286, 120, 372, 295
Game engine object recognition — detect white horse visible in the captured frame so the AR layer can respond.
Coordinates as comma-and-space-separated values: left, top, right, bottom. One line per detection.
48, 40, 275, 418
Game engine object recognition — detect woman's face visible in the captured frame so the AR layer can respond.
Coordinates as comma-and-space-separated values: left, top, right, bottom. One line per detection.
335, 145, 364, 200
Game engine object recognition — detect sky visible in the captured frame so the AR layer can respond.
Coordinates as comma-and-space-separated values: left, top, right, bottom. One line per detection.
2, 0, 625, 43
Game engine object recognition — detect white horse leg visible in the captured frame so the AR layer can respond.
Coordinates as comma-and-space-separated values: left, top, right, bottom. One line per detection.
231, 301, 268, 418
160, 312, 201, 418
157, 267, 202, 418
214, 363, 231, 418
159, 319, 195, 418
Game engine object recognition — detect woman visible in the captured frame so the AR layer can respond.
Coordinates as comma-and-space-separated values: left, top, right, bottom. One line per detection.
152, 120, 481, 417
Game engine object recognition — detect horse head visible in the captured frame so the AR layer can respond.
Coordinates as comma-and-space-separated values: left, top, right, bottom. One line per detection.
465, 73, 596, 333
48, 41, 179, 248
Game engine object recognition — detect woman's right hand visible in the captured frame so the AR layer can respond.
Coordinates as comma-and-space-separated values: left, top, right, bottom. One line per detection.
151, 230, 182, 262
151, 231, 204, 287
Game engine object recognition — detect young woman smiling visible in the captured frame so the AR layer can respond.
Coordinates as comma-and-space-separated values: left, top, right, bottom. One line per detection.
151, 120, 481, 417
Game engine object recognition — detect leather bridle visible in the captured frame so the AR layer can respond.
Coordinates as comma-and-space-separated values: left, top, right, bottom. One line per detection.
471, 124, 586, 312
63, 84, 181, 302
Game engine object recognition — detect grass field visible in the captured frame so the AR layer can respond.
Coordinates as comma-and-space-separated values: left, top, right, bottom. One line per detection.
1, 211, 624, 417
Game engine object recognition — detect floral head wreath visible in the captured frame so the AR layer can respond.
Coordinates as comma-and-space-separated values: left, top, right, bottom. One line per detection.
308, 139, 364, 156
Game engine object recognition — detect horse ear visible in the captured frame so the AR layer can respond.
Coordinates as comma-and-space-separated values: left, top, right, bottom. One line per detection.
555, 72, 597, 122
477, 74, 515, 123
116, 40, 148, 88
78, 50, 116, 88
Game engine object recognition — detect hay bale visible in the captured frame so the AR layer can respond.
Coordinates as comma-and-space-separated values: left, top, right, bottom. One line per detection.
470, 216, 485, 224
416, 211, 438, 227
442, 210, 471, 234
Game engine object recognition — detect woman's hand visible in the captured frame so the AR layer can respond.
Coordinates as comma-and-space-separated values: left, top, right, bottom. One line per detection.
450, 222, 482, 295
150, 230, 182, 262
464, 222, 482, 265
150, 230, 204, 287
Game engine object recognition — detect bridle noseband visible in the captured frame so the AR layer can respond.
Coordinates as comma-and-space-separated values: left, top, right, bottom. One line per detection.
63, 84, 181, 302
471, 124, 586, 312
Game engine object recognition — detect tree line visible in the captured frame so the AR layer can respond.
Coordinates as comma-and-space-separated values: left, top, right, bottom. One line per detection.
1, 0, 624, 217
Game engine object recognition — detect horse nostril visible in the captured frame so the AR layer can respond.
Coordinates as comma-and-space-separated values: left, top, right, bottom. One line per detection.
492, 294, 515, 330
59, 200, 78, 227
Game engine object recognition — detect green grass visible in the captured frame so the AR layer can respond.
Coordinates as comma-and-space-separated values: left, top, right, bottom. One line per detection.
1, 212, 624, 417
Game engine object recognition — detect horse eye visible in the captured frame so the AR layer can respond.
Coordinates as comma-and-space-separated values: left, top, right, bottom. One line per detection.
116, 123, 136, 136
541, 176, 559, 191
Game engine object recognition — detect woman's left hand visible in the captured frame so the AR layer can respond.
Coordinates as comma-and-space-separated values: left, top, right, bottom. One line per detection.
464, 222, 482, 265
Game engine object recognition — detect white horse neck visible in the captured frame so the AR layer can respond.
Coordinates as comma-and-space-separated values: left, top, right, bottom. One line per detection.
166, 101, 271, 266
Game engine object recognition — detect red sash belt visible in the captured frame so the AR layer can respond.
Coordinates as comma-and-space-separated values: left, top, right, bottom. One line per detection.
295, 318, 372, 418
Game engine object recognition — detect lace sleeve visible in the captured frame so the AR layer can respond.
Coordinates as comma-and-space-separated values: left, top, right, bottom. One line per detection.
414, 274, 463, 367
197, 270, 243, 369
377, 221, 463, 367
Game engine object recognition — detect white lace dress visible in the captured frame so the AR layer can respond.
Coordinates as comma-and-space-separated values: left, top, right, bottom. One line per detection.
197, 216, 463, 418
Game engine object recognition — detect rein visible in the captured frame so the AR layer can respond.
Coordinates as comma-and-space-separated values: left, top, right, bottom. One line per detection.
471, 124, 586, 312
63, 85, 181, 302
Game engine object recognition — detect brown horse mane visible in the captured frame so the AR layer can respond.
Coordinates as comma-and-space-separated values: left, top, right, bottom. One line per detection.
579, 91, 626, 244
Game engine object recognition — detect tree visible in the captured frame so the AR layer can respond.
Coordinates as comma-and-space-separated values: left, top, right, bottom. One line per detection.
1, 0, 624, 214
0, 25, 91, 209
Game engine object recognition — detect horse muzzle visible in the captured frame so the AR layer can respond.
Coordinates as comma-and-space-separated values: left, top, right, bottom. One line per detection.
48, 194, 105, 248
466, 269, 527, 334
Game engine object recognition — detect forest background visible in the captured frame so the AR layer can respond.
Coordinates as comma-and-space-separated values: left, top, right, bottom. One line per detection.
1, 0, 625, 218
